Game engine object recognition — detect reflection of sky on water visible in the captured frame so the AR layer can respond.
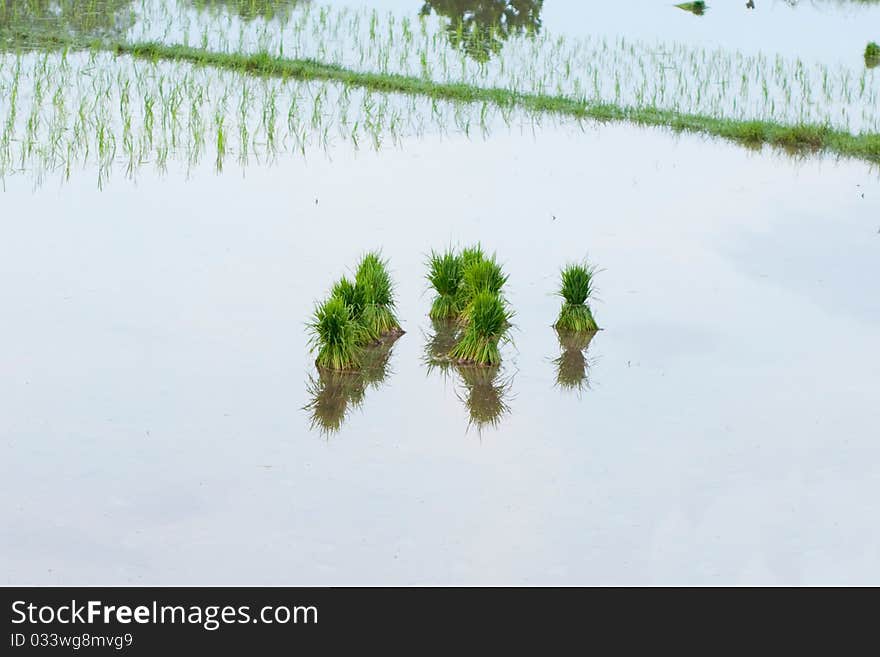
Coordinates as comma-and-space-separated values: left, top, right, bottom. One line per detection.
326, 0, 880, 67
1, 122, 878, 584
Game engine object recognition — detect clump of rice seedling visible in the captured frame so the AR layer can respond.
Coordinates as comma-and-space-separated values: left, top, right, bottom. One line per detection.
459, 244, 486, 271
331, 275, 379, 344
309, 296, 361, 371
554, 262, 599, 332
449, 290, 512, 366
331, 276, 364, 317
866, 42, 880, 68
310, 252, 403, 372
459, 255, 508, 305
426, 244, 509, 323
676, 2, 706, 15
355, 251, 403, 339
427, 249, 463, 319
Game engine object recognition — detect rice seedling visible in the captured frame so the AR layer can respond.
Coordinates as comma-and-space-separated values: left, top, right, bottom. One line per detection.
308, 295, 361, 371
427, 249, 463, 320
553, 262, 599, 333
4, 0, 880, 186
308, 251, 403, 373
331, 275, 381, 344
354, 251, 403, 339
459, 253, 508, 305
553, 328, 596, 393
458, 243, 485, 271
189, 0, 304, 23
425, 243, 509, 321
867, 42, 880, 68
675, 2, 707, 16
449, 290, 512, 366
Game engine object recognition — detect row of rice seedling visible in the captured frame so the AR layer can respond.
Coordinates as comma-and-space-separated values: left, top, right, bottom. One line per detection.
309, 252, 403, 372
121, 0, 880, 133
4, 1, 880, 184
0, 48, 553, 186
427, 245, 512, 367
427, 249, 603, 362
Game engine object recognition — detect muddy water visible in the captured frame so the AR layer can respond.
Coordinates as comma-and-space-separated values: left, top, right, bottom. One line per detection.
1, 121, 878, 584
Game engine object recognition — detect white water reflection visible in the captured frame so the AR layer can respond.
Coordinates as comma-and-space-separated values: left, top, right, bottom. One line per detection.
1, 122, 878, 584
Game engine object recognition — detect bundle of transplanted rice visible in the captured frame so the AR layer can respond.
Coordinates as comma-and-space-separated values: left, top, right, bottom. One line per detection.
354, 251, 403, 339
426, 244, 512, 366
426, 243, 509, 323
458, 254, 508, 319
449, 289, 513, 366
675, 1, 706, 15
309, 251, 403, 371
309, 296, 362, 371
553, 262, 599, 332
867, 42, 880, 68
427, 249, 464, 320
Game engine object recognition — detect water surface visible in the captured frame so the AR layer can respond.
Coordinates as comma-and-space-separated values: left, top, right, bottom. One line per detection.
2, 123, 878, 584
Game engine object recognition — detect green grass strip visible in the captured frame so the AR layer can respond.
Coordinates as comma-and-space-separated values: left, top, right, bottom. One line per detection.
10, 32, 880, 163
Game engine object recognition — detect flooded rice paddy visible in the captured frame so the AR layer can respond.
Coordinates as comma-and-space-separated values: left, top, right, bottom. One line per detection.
1, 0, 879, 584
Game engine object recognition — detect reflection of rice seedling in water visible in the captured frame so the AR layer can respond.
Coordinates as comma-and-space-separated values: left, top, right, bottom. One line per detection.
355, 251, 403, 338
308, 296, 361, 371
553, 328, 595, 392
675, 2, 707, 15
867, 42, 880, 68
304, 368, 362, 434
427, 249, 463, 320
360, 333, 400, 386
449, 290, 512, 366
304, 335, 399, 435
554, 262, 599, 332
456, 364, 512, 431
189, 0, 306, 22
422, 317, 462, 376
